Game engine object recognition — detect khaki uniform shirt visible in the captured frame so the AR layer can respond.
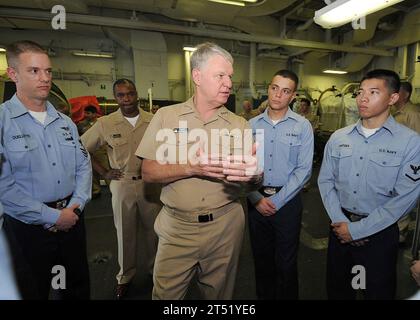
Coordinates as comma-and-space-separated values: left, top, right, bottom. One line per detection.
82, 108, 153, 176
136, 97, 251, 213
258, 100, 269, 114
77, 119, 96, 136
393, 102, 420, 134
239, 109, 260, 121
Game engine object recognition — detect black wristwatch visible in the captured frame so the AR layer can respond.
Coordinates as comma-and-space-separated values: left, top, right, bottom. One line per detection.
74, 208, 82, 216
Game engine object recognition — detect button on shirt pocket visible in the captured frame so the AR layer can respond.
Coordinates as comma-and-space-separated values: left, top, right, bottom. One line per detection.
331, 147, 353, 183
7, 137, 38, 170
367, 153, 402, 195
108, 135, 129, 166
213, 133, 244, 160
155, 130, 193, 165
279, 135, 302, 165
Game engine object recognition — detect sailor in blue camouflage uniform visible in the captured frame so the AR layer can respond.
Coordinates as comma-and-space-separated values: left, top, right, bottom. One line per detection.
0, 40, 92, 300
318, 69, 420, 300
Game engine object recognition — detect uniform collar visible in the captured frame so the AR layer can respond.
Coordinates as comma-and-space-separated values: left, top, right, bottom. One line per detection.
8, 93, 61, 121
181, 96, 232, 124
258, 106, 298, 125
350, 115, 398, 136
115, 107, 142, 122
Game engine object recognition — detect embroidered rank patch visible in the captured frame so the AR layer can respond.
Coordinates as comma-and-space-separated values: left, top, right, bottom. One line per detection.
405, 164, 420, 182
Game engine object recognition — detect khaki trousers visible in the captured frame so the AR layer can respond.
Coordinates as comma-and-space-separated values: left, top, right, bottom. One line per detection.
92, 147, 110, 196
109, 179, 161, 284
152, 202, 245, 300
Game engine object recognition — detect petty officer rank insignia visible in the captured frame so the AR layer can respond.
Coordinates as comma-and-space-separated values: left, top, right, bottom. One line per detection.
406, 164, 420, 182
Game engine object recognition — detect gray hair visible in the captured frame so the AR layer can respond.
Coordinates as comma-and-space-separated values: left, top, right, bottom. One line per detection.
190, 42, 233, 71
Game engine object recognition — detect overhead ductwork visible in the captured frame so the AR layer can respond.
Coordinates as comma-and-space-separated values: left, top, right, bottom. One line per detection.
0, 8, 393, 56
230, 16, 282, 37
334, 53, 374, 73
102, 27, 131, 52
312, 7, 397, 73
374, 8, 420, 47
342, 7, 397, 45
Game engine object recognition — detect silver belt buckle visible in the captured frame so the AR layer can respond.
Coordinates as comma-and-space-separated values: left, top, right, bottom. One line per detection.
56, 199, 68, 210
263, 187, 277, 195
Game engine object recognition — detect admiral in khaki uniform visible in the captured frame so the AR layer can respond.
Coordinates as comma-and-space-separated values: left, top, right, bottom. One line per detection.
81, 79, 162, 299
136, 42, 261, 300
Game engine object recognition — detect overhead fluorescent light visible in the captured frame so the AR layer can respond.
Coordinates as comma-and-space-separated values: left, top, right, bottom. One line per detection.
208, 0, 245, 7
241, 0, 258, 2
323, 69, 348, 74
314, 0, 404, 29
71, 50, 114, 58
183, 46, 197, 52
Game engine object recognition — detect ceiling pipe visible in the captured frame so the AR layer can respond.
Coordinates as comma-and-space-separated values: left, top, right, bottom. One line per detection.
296, 18, 314, 32
0, 8, 393, 57
280, 0, 306, 38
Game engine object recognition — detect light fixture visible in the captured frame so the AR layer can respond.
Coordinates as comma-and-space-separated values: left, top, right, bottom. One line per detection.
323, 69, 348, 74
183, 46, 197, 52
0, 48, 6, 52
71, 50, 114, 58
208, 0, 245, 6
314, 0, 404, 29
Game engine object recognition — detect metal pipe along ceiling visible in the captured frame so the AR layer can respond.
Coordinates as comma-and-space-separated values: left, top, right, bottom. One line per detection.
0, 8, 394, 57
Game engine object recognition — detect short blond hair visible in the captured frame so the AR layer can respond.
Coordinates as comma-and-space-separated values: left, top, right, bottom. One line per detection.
6, 40, 47, 68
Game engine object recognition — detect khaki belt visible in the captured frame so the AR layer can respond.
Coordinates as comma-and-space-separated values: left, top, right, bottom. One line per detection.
118, 173, 142, 181
163, 202, 239, 223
